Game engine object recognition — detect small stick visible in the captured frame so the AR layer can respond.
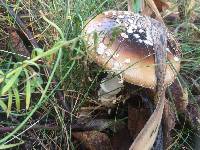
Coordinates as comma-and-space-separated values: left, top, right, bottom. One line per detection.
0, 0, 39, 49
0, 124, 59, 134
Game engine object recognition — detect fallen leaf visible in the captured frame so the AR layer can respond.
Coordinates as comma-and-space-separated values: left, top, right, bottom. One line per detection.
153, 0, 170, 12
111, 127, 132, 150
162, 99, 176, 149
144, 0, 164, 23
128, 102, 150, 139
72, 131, 112, 150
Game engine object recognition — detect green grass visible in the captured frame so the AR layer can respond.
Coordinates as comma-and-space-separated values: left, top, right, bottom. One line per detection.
0, 0, 120, 149
0, 0, 200, 149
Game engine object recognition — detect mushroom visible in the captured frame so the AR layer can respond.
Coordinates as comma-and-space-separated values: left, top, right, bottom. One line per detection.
83, 10, 181, 149
84, 11, 181, 89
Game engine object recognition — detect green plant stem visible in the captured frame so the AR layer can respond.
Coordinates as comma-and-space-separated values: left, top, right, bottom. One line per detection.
0, 49, 61, 144
128, 0, 143, 13
0, 40, 73, 144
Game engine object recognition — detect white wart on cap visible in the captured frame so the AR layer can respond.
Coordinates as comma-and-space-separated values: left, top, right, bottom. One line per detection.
84, 11, 181, 89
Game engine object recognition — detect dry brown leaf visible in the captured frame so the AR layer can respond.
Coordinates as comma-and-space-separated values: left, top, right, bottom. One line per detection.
162, 100, 176, 149
128, 104, 150, 139
111, 127, 133, 150
153, 0, 170, 12
72, 131, 112, 150
144, 0, 164, 23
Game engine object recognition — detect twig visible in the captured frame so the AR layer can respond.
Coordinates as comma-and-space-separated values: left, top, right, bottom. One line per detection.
0, 124, 59, 134
0, 0, 39, 49
0, 119, 123, 134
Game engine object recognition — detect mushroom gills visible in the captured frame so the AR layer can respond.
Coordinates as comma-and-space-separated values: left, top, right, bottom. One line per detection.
98, 73, 124, 105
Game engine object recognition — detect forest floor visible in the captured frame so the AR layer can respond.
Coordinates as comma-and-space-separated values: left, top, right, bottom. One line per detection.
0, 0, 200, 149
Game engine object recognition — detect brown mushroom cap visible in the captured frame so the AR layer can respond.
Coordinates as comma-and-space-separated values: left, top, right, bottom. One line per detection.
84, 11, 181, 89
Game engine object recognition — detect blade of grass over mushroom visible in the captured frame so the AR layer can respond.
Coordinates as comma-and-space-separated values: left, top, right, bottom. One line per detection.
128, 0, 143, 13
75, 41, 123, 109
129, 14, 168, 149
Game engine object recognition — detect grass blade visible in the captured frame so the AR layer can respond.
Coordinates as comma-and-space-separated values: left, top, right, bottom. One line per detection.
0, 49, 63, 144
13, 87, 20, 112
1, 67, 22, 95
128, 0, 143, 13
24, 69, 31, 110
0, 141, 24, 149
7, 90, 13, 117
40, 11, 65, 40
0, 70, 4, 84
0, 98, 7, 112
